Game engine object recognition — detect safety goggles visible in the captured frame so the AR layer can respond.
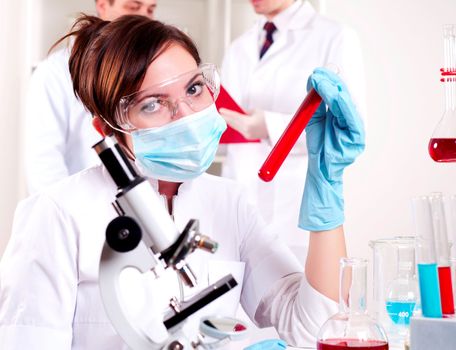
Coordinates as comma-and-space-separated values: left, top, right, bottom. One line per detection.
114, 63, 220, 131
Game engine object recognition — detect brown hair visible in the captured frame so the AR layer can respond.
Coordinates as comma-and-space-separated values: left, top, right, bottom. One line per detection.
95, 0, 115, 4
55, 14, 200, 134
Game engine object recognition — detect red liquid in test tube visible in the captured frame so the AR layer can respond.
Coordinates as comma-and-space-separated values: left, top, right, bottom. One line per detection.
438, 265, 455, 314
428, 192, 455, 315
258, 88, 322, 182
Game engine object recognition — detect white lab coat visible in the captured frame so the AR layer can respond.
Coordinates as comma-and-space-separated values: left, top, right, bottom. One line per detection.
0, 166, 337, 349
221, 0, 365, 246
25, 47, 100, 194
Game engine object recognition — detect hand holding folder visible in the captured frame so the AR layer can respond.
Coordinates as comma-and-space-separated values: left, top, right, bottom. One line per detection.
216, 85, 261, 144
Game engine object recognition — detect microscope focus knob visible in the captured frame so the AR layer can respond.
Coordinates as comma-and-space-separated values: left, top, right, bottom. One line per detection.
167, 341, 184, 350
106, 216, 142, 253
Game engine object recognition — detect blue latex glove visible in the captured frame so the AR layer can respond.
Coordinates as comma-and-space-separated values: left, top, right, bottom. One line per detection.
298, 67, 365, 231
244, 339, 287, 350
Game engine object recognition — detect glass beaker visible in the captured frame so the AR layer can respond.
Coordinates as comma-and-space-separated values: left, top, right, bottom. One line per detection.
429, 24, 456, 162
369, 237, 418, 349
317, 258, 389, 350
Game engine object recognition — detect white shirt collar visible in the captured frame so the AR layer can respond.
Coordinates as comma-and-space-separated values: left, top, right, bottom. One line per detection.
262, 0, 303, 33
272, 0, 302, 32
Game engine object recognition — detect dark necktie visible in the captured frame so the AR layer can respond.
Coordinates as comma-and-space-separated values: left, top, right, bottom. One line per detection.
259, 22, 277, 59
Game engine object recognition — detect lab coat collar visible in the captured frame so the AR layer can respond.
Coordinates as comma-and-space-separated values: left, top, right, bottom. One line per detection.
100, 164, 196, 200
253, 1, 317, 64
258, 0, 316, 33
288, 1, 317, 30
144, 176, 197, 198
165, 175, 206, 232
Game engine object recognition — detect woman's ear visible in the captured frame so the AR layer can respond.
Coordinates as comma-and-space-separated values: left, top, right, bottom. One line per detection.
92, 116, 135, 159
92, 116, 109, 137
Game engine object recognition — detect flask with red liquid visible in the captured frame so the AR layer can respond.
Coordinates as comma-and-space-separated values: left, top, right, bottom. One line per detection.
317, 258, 389, 350
429, 25, 456, 162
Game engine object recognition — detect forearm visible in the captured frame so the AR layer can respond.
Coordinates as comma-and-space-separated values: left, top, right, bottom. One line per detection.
305, 226, 347, 302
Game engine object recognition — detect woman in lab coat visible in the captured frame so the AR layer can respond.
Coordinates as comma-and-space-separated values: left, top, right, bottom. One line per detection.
0, 14, 365, 349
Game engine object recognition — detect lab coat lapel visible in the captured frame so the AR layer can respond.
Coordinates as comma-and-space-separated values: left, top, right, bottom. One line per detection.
257, 29, 291, 65
172, 178, 208, 238
244, 22, 263, 68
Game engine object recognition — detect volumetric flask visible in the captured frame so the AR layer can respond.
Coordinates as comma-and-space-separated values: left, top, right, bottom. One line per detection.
317, 258, 389, 350
429, 24, 456, 162
369, 237, 418, 349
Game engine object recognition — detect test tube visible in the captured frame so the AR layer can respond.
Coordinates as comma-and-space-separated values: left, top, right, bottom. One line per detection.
444, 194, 456, 260
258, 88, 322, 182
429, 193, 455, 315
411, 195, 442, 318
445, 194, 456, 304
451, 258, 456, 308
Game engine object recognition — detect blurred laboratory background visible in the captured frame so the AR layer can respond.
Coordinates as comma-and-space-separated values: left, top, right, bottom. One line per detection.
1, 0, 456, 274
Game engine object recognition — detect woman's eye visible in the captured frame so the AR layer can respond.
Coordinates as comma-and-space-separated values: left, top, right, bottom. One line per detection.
139, 99, 162, 114
187, 82, 204, 97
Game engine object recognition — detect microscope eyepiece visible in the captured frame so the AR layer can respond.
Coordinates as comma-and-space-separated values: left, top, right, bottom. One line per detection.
93, 136, 142, 189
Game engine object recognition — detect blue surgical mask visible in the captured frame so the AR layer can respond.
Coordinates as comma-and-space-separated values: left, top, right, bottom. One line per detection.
132, 104, 227, 182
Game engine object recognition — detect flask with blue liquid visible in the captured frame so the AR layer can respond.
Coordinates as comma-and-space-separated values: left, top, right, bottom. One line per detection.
385, 244, 419, 326
369, 236, 418, 349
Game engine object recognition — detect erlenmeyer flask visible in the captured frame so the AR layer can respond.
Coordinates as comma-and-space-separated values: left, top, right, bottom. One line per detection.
429, 24, 456, 162
317, 258, 389, 350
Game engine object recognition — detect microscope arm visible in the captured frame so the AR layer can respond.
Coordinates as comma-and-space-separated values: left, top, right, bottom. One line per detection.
98, 240, 176, 349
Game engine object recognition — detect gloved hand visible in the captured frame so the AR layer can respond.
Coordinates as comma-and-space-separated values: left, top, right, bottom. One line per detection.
219, 108, 268, 140
299, 67, 365, 231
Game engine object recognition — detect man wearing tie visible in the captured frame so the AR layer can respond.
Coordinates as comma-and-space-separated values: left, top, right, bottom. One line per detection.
219, 0, 365, 248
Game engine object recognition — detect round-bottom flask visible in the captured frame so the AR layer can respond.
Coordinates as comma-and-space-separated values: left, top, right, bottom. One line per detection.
317, 258, 389, 350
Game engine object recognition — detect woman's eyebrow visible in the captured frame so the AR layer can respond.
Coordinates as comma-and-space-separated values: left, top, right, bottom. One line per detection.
138, 92, 169, 100
185, 73, 204, 89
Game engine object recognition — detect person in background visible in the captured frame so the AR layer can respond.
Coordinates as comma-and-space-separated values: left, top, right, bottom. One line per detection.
0, 14, 365, 349
219, 0, 365, 249
25, 0, 157, 194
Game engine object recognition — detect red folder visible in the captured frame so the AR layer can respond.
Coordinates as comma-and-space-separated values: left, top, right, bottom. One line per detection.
216, 85, 260, 143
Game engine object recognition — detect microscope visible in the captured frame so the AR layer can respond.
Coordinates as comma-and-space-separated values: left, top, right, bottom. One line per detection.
93, 136, 238, 349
